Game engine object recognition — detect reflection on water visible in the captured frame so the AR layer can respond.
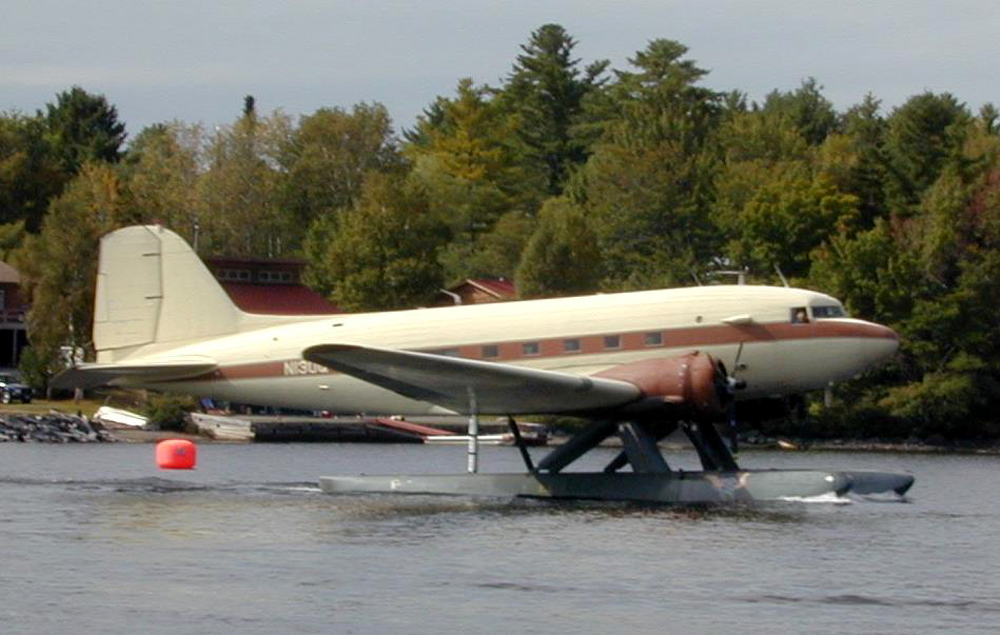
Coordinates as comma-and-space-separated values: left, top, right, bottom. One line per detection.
0, 443, 997, 634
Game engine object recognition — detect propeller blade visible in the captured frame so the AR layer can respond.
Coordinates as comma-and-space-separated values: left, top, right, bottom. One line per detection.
732, 341, 745, 378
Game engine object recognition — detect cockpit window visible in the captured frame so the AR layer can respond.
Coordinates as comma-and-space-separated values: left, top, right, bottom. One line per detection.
791, 307, 809, 323
812, 305, 846, 319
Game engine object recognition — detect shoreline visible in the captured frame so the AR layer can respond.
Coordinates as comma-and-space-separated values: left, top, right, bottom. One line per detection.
737, 440, 1000, 456
110, 428, 1000, 455
3, 408, 998, 455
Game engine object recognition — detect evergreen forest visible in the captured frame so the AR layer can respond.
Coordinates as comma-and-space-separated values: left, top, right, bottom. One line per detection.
2, 25, 998, 441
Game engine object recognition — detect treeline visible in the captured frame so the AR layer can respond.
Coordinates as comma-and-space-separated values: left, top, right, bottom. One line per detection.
2, 24, 999, 440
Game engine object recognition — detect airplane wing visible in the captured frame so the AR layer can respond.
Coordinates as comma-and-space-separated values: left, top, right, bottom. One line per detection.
51, 357, 218, 390
303, 344, 641, 415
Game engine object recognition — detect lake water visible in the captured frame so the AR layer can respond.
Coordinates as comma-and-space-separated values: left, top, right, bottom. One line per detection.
1, 442, 997, 634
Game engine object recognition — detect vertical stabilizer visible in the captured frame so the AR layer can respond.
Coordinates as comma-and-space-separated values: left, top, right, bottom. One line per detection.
94, 225, 242, 361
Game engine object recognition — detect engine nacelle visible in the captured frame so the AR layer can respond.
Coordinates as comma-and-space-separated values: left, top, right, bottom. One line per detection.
593, 351, 728, 420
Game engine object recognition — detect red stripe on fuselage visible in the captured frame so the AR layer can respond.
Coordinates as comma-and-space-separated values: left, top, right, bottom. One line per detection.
180, 319, 895, 383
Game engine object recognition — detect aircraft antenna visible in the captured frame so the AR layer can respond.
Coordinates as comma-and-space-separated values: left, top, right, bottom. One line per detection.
774, 264, 790, 287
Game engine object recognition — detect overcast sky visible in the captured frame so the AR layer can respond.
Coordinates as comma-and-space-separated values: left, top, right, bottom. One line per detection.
2, 1, 996, 139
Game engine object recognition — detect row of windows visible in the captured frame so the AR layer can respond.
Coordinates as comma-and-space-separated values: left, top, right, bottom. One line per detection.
215, 269, 293, 283
217, 268, 251, 281
258, 270, 293, 283
475, 332, 664, 359
433, 306, 849, 360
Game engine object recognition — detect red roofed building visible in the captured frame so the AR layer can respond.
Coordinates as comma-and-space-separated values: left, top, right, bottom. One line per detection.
202, 256, 340, 315
435, 278, 517, 306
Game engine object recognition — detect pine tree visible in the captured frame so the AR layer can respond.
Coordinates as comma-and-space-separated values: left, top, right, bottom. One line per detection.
884, 92, 971, 210
42, 86, 126, 173
582, 39, 722, 288
503, 24, 608, 196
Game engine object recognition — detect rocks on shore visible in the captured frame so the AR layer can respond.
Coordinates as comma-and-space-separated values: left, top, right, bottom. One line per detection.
0, 413, 117, 443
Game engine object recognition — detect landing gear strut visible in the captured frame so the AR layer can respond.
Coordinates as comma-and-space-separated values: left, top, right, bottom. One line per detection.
531, 417, 740, 476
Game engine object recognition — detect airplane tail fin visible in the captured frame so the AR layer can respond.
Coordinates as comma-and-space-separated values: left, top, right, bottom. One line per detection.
93, 225, 243, 362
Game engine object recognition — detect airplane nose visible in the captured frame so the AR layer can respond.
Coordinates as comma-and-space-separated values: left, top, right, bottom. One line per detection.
862, 323, 899, 366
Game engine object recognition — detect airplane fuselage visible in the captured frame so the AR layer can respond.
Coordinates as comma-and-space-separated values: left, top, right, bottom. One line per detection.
135, 285, 897, 415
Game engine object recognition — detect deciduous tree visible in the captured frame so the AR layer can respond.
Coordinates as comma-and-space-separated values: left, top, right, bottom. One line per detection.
283, 103, 401, 237
13, 163, 133, 369
516, 197, 601, 298
309, 173, 448, 311
122, 122, 203, 244
197, 102, 292, 256
725, 175, 859, 279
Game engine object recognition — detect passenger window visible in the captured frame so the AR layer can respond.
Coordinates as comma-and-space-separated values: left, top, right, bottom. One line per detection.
482, 345, 499, 359
604, 335, 621, 349
563, 339, 581, 353
522, 342, 540, 356
791, 307, 809, 323
644, 332, 663, 346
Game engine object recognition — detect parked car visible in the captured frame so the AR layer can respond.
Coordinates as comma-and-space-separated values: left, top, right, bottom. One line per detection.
0, 374, 32, 404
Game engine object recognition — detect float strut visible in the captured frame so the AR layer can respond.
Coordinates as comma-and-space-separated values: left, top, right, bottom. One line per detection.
616, 422, 671, 474
604, 421, 678, 473
467, 388, 479, 474
536, 419, 618, 474
682, 421, 739, 471
506, 416, 537, 475
603, 451, 629, 474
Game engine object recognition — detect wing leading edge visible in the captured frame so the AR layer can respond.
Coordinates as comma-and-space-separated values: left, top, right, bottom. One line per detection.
303, 344, 641, 415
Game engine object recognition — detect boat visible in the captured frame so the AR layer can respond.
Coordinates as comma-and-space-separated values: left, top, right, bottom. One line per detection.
93, 406, 148, 429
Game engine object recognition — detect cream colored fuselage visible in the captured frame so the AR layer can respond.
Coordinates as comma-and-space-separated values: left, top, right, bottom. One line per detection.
139, 285, 898, 416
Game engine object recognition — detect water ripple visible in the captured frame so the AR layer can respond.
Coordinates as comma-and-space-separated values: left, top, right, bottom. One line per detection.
743, 593, 1000, 611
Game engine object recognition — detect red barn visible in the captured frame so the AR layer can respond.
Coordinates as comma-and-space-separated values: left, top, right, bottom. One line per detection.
202, 256, 340, 315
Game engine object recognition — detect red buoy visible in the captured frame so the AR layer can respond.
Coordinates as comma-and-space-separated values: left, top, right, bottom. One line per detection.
156, 439, 197, 469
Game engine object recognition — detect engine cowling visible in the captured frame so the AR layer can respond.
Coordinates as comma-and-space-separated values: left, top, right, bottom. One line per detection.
593, 351, 728, 420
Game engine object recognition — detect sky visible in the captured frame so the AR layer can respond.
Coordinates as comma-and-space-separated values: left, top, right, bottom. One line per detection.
2, 1, 997, 140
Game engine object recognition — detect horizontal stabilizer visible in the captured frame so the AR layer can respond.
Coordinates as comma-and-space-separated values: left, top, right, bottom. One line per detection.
51, 357, 218, 390
303, 344, 641, 415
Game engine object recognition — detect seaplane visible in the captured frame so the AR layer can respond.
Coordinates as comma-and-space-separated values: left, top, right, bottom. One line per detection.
54, 225, 914, 503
